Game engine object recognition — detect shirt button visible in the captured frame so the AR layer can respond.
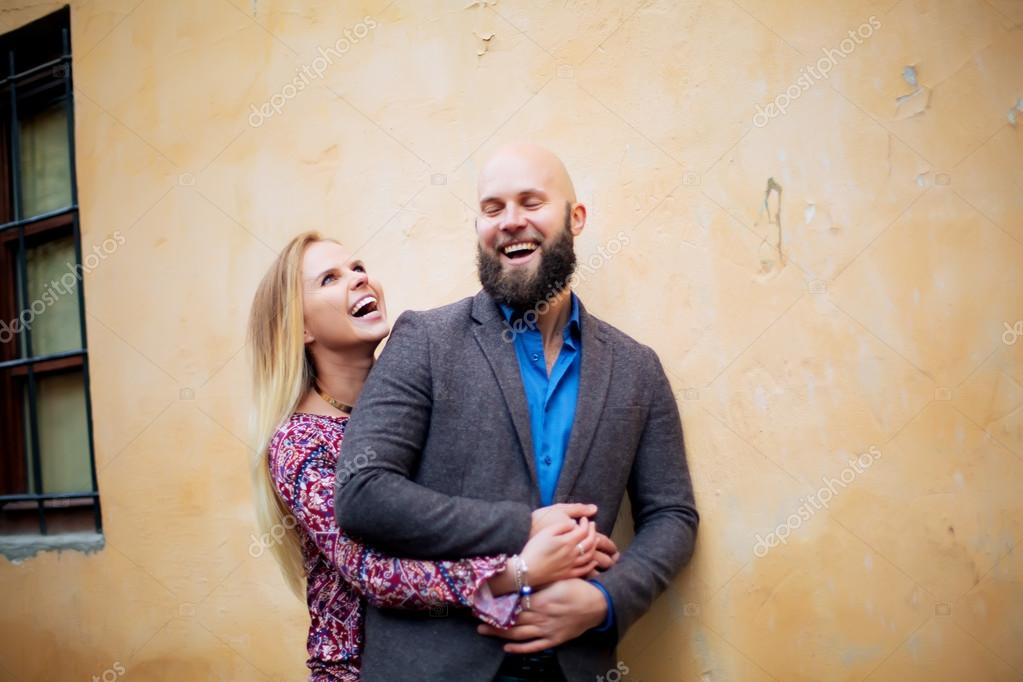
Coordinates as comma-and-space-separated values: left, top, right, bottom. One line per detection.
531, 353, 539, 362
544, 456, 552, 466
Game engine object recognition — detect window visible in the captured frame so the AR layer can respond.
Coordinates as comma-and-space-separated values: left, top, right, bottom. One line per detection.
0, 7, 101, 536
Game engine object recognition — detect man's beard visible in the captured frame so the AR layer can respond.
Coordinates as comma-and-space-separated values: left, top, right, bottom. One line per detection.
476, 206, 577, 310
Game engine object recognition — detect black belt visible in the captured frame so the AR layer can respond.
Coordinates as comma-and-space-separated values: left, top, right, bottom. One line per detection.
493, 651, 566, 681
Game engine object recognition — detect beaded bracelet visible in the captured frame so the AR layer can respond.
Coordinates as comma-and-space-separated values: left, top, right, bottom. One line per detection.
513, 555, 531, 609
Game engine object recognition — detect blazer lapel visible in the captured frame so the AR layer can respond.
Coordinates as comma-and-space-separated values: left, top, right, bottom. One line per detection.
554, 301, 612, 502
470, 290, 540, 499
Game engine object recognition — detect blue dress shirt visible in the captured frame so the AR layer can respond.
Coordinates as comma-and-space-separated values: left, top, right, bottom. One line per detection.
498, 293, 615, 634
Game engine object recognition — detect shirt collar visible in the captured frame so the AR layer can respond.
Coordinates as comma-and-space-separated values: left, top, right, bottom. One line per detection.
499, 291, 581, 344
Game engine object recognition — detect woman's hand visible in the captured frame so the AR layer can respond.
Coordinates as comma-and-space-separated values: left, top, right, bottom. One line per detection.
486, 520, 623, 596
529, 503, 596, 538
519, 516, 599, 588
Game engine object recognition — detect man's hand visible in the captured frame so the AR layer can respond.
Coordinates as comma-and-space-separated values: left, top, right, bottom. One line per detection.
589, 531, 620, 576
476, 578, 608, 654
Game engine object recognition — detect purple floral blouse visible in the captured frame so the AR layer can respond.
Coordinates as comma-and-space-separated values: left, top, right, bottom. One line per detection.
268, 412, 521, 681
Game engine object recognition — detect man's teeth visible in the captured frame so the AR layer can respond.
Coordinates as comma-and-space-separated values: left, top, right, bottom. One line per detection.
350, 296, 377, 316
502, 242, 539, 256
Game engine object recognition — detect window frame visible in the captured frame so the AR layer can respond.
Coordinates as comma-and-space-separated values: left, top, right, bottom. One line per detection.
0, 6, 101, 536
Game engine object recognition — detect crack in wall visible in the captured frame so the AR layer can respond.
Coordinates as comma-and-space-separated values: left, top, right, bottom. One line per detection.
760, 176, 785, 269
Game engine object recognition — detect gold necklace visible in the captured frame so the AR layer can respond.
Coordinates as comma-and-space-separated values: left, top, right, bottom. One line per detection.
315, 383, 354, 414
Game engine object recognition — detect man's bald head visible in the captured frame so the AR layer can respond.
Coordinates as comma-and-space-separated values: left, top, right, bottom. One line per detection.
477, 142, 577, 205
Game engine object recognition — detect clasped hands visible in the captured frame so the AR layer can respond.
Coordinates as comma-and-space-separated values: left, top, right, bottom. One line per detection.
478, 503, 620, 654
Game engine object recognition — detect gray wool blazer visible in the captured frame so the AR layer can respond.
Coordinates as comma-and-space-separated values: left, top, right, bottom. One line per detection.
334, 288, 698, 682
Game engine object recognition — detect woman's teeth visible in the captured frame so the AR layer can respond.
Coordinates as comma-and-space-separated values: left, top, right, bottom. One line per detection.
350, 296, 377, 317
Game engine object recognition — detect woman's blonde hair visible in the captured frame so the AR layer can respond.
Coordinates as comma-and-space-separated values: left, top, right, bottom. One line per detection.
247, 230, 331, 598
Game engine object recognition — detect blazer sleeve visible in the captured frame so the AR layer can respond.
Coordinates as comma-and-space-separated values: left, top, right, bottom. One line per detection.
334, 309, 532, 559
589, 345, 699, 642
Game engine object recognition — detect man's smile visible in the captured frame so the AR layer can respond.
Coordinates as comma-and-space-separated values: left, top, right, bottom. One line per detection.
499, 239, 542, 267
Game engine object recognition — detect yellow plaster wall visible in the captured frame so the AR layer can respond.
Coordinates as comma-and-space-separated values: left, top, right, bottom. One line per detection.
0, 1, 1021, 680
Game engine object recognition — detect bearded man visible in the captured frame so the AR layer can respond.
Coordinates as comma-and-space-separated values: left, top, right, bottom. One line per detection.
335, 143, 699, 682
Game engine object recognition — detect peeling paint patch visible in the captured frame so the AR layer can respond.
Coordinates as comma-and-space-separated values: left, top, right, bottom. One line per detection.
895, 64, 931, 120
0, 532, 104, 562
895, 86, 930, 119
1009, 96, 1023, 126
902, 65, 918, 87
474, 30, 495, 56
802, 200, 836, 232
758, 177, 784, 269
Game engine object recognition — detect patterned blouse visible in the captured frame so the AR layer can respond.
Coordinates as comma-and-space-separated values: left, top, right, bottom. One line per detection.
268, 412, 521, 681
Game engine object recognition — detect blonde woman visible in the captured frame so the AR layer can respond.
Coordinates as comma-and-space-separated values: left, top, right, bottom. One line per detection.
248, 232, 618, 681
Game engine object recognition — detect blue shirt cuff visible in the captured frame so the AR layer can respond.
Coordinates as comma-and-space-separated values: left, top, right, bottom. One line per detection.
587, 579, 615, 632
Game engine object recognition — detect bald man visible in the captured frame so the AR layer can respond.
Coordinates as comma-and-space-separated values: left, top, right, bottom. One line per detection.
336, 144, 699, 681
